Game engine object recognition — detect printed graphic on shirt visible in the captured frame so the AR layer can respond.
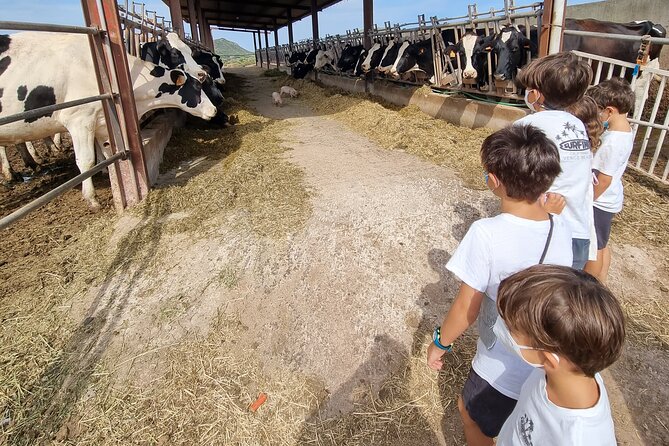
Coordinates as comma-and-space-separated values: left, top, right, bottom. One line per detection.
519, 414, 535, 446
555, 122, 591, 158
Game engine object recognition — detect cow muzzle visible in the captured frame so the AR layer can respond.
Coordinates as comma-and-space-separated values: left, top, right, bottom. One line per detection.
463, 69, 477, 79
494, 73, 507, 81
202, 104, 217, 120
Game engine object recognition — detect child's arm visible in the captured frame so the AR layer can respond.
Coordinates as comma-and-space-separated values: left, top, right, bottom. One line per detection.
427, 282, 484, 370
593, 171, 613, 200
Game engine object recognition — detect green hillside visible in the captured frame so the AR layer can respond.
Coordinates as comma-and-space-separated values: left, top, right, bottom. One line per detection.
214, 38, 252, 57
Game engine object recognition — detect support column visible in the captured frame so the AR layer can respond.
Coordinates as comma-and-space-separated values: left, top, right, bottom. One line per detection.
264, 30, 271, 69
253, 31, 258, 66
363, 0, 373, 50
203, 16, 213, 49
186, 0, 198, 42
287, 8, 294, 50
195, 0, 207, 45
258, 30, 264, 68
274, 21, 280, 69
311, 0, 319, 46
168, 0, 184, 38
548, 0, 566, 54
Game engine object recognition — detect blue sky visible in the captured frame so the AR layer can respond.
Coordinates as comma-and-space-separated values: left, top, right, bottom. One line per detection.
1, 0, 599, 52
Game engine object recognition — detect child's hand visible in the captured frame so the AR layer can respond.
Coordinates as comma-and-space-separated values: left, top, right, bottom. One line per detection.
542, 192, 566, 215
427, 342, 446, 371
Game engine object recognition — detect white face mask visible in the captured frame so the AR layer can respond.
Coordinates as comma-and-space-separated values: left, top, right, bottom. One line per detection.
524, 89, 538, 112
492, 318, 560, 368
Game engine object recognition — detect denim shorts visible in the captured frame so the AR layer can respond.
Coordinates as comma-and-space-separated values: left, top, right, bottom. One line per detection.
572, 238, 590, 270
593, 207, 615, 250
462, 368, 517, 438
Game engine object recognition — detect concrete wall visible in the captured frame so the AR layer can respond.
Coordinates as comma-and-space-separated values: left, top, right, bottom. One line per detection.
566, 0, 669, 67
311, 73, 528, 131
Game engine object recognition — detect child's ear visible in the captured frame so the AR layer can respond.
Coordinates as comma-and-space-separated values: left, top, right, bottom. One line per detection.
488, 172, 501, 190
542, 351, 561, 370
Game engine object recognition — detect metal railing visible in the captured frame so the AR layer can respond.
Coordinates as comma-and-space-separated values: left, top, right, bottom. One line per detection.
0, 0, 144, 230
572, 49, 669, 184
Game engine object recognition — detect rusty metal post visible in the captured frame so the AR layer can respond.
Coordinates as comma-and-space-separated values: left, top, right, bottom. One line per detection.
311, 0, 319, 46
264, 29, 270, 68
257, 30, 264, 67
187, 0, 199, 42
168, 0, 184, 38
195, 0, 207, 45
253, 30, 258, 65
202, 15, 213, 49
538, 0, 553, 57
273, 20, 280, 69
287, 8, 294, 50
82, 0, 148, 208
363, 0, 373, 50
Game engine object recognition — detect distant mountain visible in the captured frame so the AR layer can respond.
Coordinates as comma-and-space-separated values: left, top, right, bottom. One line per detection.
214, 38, 252, 57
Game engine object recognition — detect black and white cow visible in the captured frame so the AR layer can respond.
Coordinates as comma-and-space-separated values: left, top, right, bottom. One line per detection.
353, 48, 368, 76
390, 38, 435, 82
377, 38, 402, 73
448, 30, 494, 88
491, 25, 537, 82
192, 48, 226, 85
140, 33, 207, 81
360, 40, 387, 73
336, 44, 365, 72
292, 48, 319, 79
0, 32, 216, 206
287, 50, 307, 66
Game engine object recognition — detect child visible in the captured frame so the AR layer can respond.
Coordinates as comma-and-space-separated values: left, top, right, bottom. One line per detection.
427, 125, 573, 446
584, 78, 635, 282
515, 52, 596, 270
566, 95, 604, 152
495, 264, 625, 445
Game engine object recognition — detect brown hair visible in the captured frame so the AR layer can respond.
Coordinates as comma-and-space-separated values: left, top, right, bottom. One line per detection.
516, 52, 593, 109
566, 95, 604, 151
587, 77, 635, 115
497, 265, 626, 377
481, 124, 561, 202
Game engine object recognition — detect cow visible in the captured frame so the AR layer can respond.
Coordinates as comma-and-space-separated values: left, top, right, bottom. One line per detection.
140, 32, 207, 81
448, 30, 495, 89
287, 50, 307, 66
336, 44, 364, 72
491, 25, 537, 82
562, 18, 666, 72
353, 48, 368, 76
360, 40, 387, 73
0, 32, 217, 207
192, 48, 226, 85
314, 47, 337, 71
377, 38, 401, 73
292, 49, 318, 79
390, 38, 435, 82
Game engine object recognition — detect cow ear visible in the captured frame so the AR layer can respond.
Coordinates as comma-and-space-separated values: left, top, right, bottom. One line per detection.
449, 50, 456, 58
419, 47, 425, 55
484, 45, 493, 52
170, 70, 187, 86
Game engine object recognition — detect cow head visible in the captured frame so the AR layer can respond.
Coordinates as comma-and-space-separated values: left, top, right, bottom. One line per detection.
493, 26, 534, 81
292, 62, 313, 79
139, 64, 216, 120
192, 48, 226, 85
337, 44, 364, 72
453, 32, 493, 81
288, 51, 306, 65
315, 48, 337, 70
354, 48, 368, 76
392, 39, 433, 77
361, 41, 382, 72
165, 32, 207, 81
378, 39, 400, 73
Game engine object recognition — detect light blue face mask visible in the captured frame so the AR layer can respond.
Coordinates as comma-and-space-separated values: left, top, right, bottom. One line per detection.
492, 318, 560, 368
524, 89, 538, 112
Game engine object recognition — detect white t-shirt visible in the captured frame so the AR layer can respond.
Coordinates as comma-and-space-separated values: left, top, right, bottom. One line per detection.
446, 213, 573, 399
497, 369, 617, 446
516, 111, 593, 239
593, 130, 634, 213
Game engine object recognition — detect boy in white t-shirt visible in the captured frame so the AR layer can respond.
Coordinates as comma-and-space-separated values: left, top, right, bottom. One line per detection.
427, 125, 573, 446
515, 52, 595, 270
584, 78, 635, 282
494, 264, 625, 446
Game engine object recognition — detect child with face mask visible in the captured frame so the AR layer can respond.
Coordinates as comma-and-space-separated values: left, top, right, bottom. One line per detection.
583, 78, 635, 282
494, 264, 625, 446
427, 125, 573, 446
516, 52, 596, 270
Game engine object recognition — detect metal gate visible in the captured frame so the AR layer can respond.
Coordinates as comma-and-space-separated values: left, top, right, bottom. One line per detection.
0, 0, 147, 229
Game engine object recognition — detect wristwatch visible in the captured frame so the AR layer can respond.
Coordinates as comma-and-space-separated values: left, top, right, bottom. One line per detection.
433, 327, 454, 352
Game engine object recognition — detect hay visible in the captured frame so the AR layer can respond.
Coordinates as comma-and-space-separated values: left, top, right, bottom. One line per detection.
263, 68, 286, 78
281, 77, 492, 190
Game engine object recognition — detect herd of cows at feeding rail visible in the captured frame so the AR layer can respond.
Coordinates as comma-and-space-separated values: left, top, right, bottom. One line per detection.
0, 12, 667, 215
284, 18, 666, 93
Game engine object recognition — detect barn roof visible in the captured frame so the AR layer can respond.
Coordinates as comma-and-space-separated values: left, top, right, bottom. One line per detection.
164, 0, 343, 32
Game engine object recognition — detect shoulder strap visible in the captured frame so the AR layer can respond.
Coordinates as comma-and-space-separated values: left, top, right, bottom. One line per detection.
539, 214, 554, 265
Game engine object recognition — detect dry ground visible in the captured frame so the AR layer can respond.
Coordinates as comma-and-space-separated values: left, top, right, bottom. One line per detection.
0, 68, 667, 445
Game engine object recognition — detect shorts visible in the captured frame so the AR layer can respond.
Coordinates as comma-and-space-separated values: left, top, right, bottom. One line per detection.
462, 368, 517, 438
593, 207, 615, 250
571, 238, 590, 270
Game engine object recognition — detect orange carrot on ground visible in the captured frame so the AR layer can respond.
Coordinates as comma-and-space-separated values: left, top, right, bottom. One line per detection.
249, 393, 268, 413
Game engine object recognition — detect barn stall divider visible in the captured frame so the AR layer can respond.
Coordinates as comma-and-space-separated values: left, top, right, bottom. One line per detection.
0, 0, 148, 230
